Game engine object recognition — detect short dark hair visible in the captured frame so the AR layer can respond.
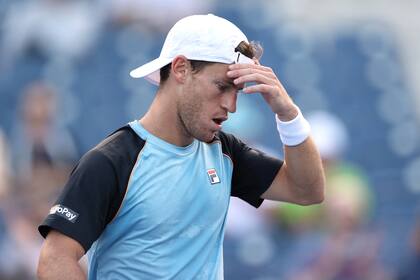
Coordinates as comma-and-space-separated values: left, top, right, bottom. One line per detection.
159, 40, 262, 86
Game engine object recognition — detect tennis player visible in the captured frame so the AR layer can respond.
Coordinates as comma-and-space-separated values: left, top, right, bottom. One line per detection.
37, 14, 325, 280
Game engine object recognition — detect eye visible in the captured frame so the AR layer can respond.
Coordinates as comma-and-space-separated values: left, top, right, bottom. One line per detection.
216, 82, 230, 93
218, 85, 229, 92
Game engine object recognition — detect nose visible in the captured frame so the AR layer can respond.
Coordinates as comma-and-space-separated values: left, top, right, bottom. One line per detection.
221, 91, 237, 113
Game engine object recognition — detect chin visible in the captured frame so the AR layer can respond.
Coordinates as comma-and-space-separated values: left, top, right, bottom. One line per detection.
196, 135, 213, 143
194, 131, 216, 143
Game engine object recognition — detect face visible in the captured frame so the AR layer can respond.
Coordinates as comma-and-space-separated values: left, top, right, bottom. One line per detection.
176, 62, 243, 143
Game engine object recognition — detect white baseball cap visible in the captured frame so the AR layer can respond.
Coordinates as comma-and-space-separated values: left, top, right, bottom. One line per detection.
129, 14, 255, 85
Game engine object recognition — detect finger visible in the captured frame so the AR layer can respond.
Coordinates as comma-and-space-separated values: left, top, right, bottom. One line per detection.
242, 84, 274, 94
229, 63, 271, 73
229, 63, 272, 73
233, 73, 277, 86
227, 68, 276, 80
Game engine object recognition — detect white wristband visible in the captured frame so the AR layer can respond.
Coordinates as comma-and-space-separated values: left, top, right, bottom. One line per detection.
276, 106, 311, 146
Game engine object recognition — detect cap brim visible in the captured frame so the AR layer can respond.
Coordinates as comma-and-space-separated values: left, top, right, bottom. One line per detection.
129, 57, 172, 85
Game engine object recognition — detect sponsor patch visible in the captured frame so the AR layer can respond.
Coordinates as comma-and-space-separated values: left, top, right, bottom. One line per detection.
49, 204, 79, 223
207, 168, 220, 185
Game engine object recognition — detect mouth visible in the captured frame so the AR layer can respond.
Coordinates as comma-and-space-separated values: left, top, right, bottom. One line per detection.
212, 117, 228, 127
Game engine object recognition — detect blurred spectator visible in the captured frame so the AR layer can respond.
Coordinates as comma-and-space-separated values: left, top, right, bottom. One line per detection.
0, 128, 31, 279
274, 111, 349, 233
10, 80, 78, 183
0, 0, 103, 69
9, 80, 78, 260
274, 111, 348, 232
285, 164, 390, 280
307, 111, 349, 165
0, 80, 80, 279
277, 111, 393, 280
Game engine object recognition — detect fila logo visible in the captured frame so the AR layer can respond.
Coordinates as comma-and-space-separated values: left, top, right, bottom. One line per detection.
49, 204, 79, 223
207, 168, 220, 185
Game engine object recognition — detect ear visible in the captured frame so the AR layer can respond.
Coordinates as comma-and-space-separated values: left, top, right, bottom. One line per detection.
171, 55, 190, 84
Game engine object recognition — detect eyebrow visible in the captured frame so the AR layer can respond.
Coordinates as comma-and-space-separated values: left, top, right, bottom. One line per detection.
214, 79, 244, 91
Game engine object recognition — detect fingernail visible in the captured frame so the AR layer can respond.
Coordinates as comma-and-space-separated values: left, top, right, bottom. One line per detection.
227, 71, 233, 76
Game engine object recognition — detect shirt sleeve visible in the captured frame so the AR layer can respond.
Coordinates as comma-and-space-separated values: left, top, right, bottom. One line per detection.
38, 149, 123, 252
218, 132, 283, 208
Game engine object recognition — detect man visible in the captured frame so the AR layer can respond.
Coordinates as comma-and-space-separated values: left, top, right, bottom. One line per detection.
37, 14, 325, 279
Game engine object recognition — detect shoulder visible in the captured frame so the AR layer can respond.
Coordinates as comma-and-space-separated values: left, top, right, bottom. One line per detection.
96, 125, 145, 159
68, 125, 146, 180
85, 125, 146, 168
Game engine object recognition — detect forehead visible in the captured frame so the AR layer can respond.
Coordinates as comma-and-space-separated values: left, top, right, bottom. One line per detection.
195, 63, 233, 84
201, 62, 230, 76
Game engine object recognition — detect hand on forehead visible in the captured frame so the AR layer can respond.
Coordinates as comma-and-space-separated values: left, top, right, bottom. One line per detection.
227, 60, 269, 79
226, 61, 278, 92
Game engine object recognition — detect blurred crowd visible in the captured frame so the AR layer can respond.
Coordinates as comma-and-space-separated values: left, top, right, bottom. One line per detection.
1, 0, 420, 279
0, 80, 78, 279
224, 111, 396, 280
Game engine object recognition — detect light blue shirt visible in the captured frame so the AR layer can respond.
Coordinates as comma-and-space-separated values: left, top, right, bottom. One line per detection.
87, 121, 233, 279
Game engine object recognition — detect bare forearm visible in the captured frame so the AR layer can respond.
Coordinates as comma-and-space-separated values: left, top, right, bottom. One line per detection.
38, 255, 86, 280
228, 60, 325, 204
283, 136, 325, 204
38, 230, 86, 280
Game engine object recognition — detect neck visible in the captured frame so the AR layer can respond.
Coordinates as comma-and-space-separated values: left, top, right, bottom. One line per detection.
140, 89, 193, 147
